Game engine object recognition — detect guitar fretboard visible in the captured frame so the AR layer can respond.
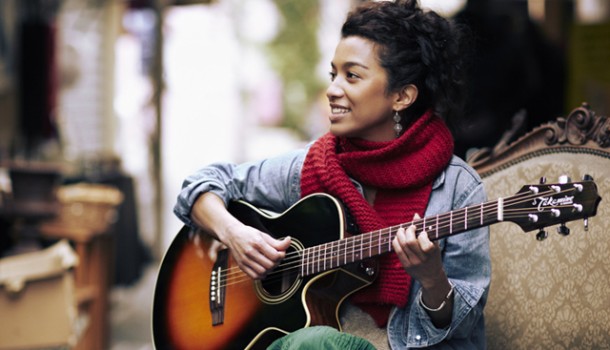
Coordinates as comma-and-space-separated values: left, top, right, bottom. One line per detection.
300, 199, 502, 277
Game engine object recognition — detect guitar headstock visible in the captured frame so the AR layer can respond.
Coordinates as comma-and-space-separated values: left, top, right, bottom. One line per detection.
504, 175, 601, 239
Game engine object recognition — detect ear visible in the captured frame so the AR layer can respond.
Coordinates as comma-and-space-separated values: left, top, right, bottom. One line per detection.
393, 84, 418, 112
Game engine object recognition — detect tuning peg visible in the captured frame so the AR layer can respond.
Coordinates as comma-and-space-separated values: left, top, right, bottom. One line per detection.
583, 174, 594, 181
557, 223, 570, 236
584, 217, 589, 232
536, 229, 548, 241
559, 175, 571, 184
539, 177, 547, 184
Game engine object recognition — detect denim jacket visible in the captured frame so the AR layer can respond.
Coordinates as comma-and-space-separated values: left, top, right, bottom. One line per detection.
174, 148, 491, 349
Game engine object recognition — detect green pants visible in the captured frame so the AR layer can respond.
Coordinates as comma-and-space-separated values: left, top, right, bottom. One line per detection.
267, 326, 376, 350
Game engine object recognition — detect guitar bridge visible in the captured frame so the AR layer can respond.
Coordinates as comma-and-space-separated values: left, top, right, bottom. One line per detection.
210, 249, 228, 326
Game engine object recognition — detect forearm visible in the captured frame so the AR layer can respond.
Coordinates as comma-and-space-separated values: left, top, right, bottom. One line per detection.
191, 192, 242, 243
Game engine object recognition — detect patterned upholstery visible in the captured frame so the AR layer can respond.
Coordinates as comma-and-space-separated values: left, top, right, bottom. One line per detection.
468, 103, 610, 349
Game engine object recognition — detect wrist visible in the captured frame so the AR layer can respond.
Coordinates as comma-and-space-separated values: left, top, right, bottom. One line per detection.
419, 268, 448, 290
419, 281, 454, 312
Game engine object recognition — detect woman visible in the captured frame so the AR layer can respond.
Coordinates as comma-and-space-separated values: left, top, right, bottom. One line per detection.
174, 0, 490, 348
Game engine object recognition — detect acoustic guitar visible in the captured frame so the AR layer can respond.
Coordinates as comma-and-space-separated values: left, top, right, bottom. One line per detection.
152, 177, 601, 349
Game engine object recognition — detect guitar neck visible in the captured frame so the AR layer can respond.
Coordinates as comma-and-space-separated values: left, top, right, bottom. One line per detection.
300, 198, 504, 277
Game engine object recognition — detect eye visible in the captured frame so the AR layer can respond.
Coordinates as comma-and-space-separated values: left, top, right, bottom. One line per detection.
346, 72, 360, 80
329, 71, 337, 81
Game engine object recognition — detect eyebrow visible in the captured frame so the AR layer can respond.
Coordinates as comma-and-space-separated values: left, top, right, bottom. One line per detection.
330, 61, 370, 70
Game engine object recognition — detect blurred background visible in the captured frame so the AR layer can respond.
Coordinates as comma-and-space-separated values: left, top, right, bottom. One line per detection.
0, 0, 608, 349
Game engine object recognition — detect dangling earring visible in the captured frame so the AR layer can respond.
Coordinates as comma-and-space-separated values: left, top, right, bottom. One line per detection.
393, 111, 403, 137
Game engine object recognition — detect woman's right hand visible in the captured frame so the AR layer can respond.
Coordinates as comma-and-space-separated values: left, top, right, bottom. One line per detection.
191, 192, 291, 280
221, 221, 291, 280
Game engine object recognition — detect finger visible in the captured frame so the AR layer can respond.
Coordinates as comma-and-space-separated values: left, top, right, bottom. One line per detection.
405, 221, 418, 242
241, 241, 279, 271
393, 228, 412, 265
241, 262, 267, 280
393, 227, 405, 250
417, 230, 436, 253
269, 235, 292, 252
405, 222, 428, 261
261, 235, 291, 261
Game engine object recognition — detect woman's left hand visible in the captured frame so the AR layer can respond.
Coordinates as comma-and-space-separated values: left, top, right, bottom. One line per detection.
392, 214, 446, 289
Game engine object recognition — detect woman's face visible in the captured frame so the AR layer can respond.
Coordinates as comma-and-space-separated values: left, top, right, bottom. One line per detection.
327, 36, 399, 142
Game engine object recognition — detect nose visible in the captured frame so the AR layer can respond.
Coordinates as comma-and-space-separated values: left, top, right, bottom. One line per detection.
326, 79, 343, 101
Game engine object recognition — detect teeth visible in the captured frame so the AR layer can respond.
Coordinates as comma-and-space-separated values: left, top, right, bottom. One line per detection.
331, 107, 349, 114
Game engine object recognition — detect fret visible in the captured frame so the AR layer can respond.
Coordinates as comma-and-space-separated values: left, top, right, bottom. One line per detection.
334, 240, 340, 268
352, 236, 357, 262
436, 215, 439, 239
480, 203, 483, 225
465, 209, 473, 231
304, 247, 310, 276
349, 236, 355, 263
357, 234, 363, 260
313, 246, 318, 274
343, 239, 348, 264
310, 247, 315, 274
321, 245, 326, 273
449, 211, 453, 234
319, 245, 324, 274
300, 248, 305, 276
378, 232, 387, 255
314, 245, 320, 273
331, 240, 337, 269
322, 243, 327, 271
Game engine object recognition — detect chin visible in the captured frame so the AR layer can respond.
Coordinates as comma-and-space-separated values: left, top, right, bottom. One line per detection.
329, 127, 352, 138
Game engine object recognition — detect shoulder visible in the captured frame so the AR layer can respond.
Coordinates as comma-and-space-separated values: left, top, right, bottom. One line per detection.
431, 156, 486, 210
446, 156, 482, 183
435, 156, 482, 190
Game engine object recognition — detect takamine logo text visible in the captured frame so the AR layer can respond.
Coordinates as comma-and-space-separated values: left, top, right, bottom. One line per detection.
533, 195, 575, 211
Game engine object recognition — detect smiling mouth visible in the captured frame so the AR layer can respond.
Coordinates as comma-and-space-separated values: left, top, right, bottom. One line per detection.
331, 107, 350, 115
329, 106, 350, 123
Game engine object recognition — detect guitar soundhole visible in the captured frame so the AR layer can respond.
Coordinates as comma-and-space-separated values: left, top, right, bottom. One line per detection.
255, 239, 303, 304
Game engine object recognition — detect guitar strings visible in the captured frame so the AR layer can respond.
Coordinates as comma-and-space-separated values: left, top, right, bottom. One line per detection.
216, 187, 579, 288
217, 188, 572, 287
220, 189, 538, 280
218, 189, 568, 287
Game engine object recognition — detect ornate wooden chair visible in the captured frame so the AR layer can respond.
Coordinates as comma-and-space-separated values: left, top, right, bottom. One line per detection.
468, 103, 610, 349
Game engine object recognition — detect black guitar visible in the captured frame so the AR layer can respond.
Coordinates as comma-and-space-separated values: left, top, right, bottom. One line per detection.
152, 178, 601, 349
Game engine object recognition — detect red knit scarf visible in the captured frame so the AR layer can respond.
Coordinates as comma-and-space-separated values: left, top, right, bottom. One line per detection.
300, 110, 454, 327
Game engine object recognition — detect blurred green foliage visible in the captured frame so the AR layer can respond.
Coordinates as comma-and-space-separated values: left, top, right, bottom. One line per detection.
267, 0, 324, 136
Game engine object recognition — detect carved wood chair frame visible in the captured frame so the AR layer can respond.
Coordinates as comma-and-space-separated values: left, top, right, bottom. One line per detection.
468, 103, 610, 177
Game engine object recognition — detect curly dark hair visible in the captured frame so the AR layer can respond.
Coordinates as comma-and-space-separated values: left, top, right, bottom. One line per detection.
341, 0, 469, 128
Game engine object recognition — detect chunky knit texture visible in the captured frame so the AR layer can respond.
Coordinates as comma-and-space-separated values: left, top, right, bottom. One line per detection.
300, 110, 454, 327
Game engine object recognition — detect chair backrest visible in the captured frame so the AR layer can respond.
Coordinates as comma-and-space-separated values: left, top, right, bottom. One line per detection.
468, 103, 610, 349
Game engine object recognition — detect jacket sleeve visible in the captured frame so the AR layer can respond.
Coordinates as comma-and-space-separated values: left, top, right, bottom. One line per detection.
173, 149, 306, 228
389, 160, 491, 349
